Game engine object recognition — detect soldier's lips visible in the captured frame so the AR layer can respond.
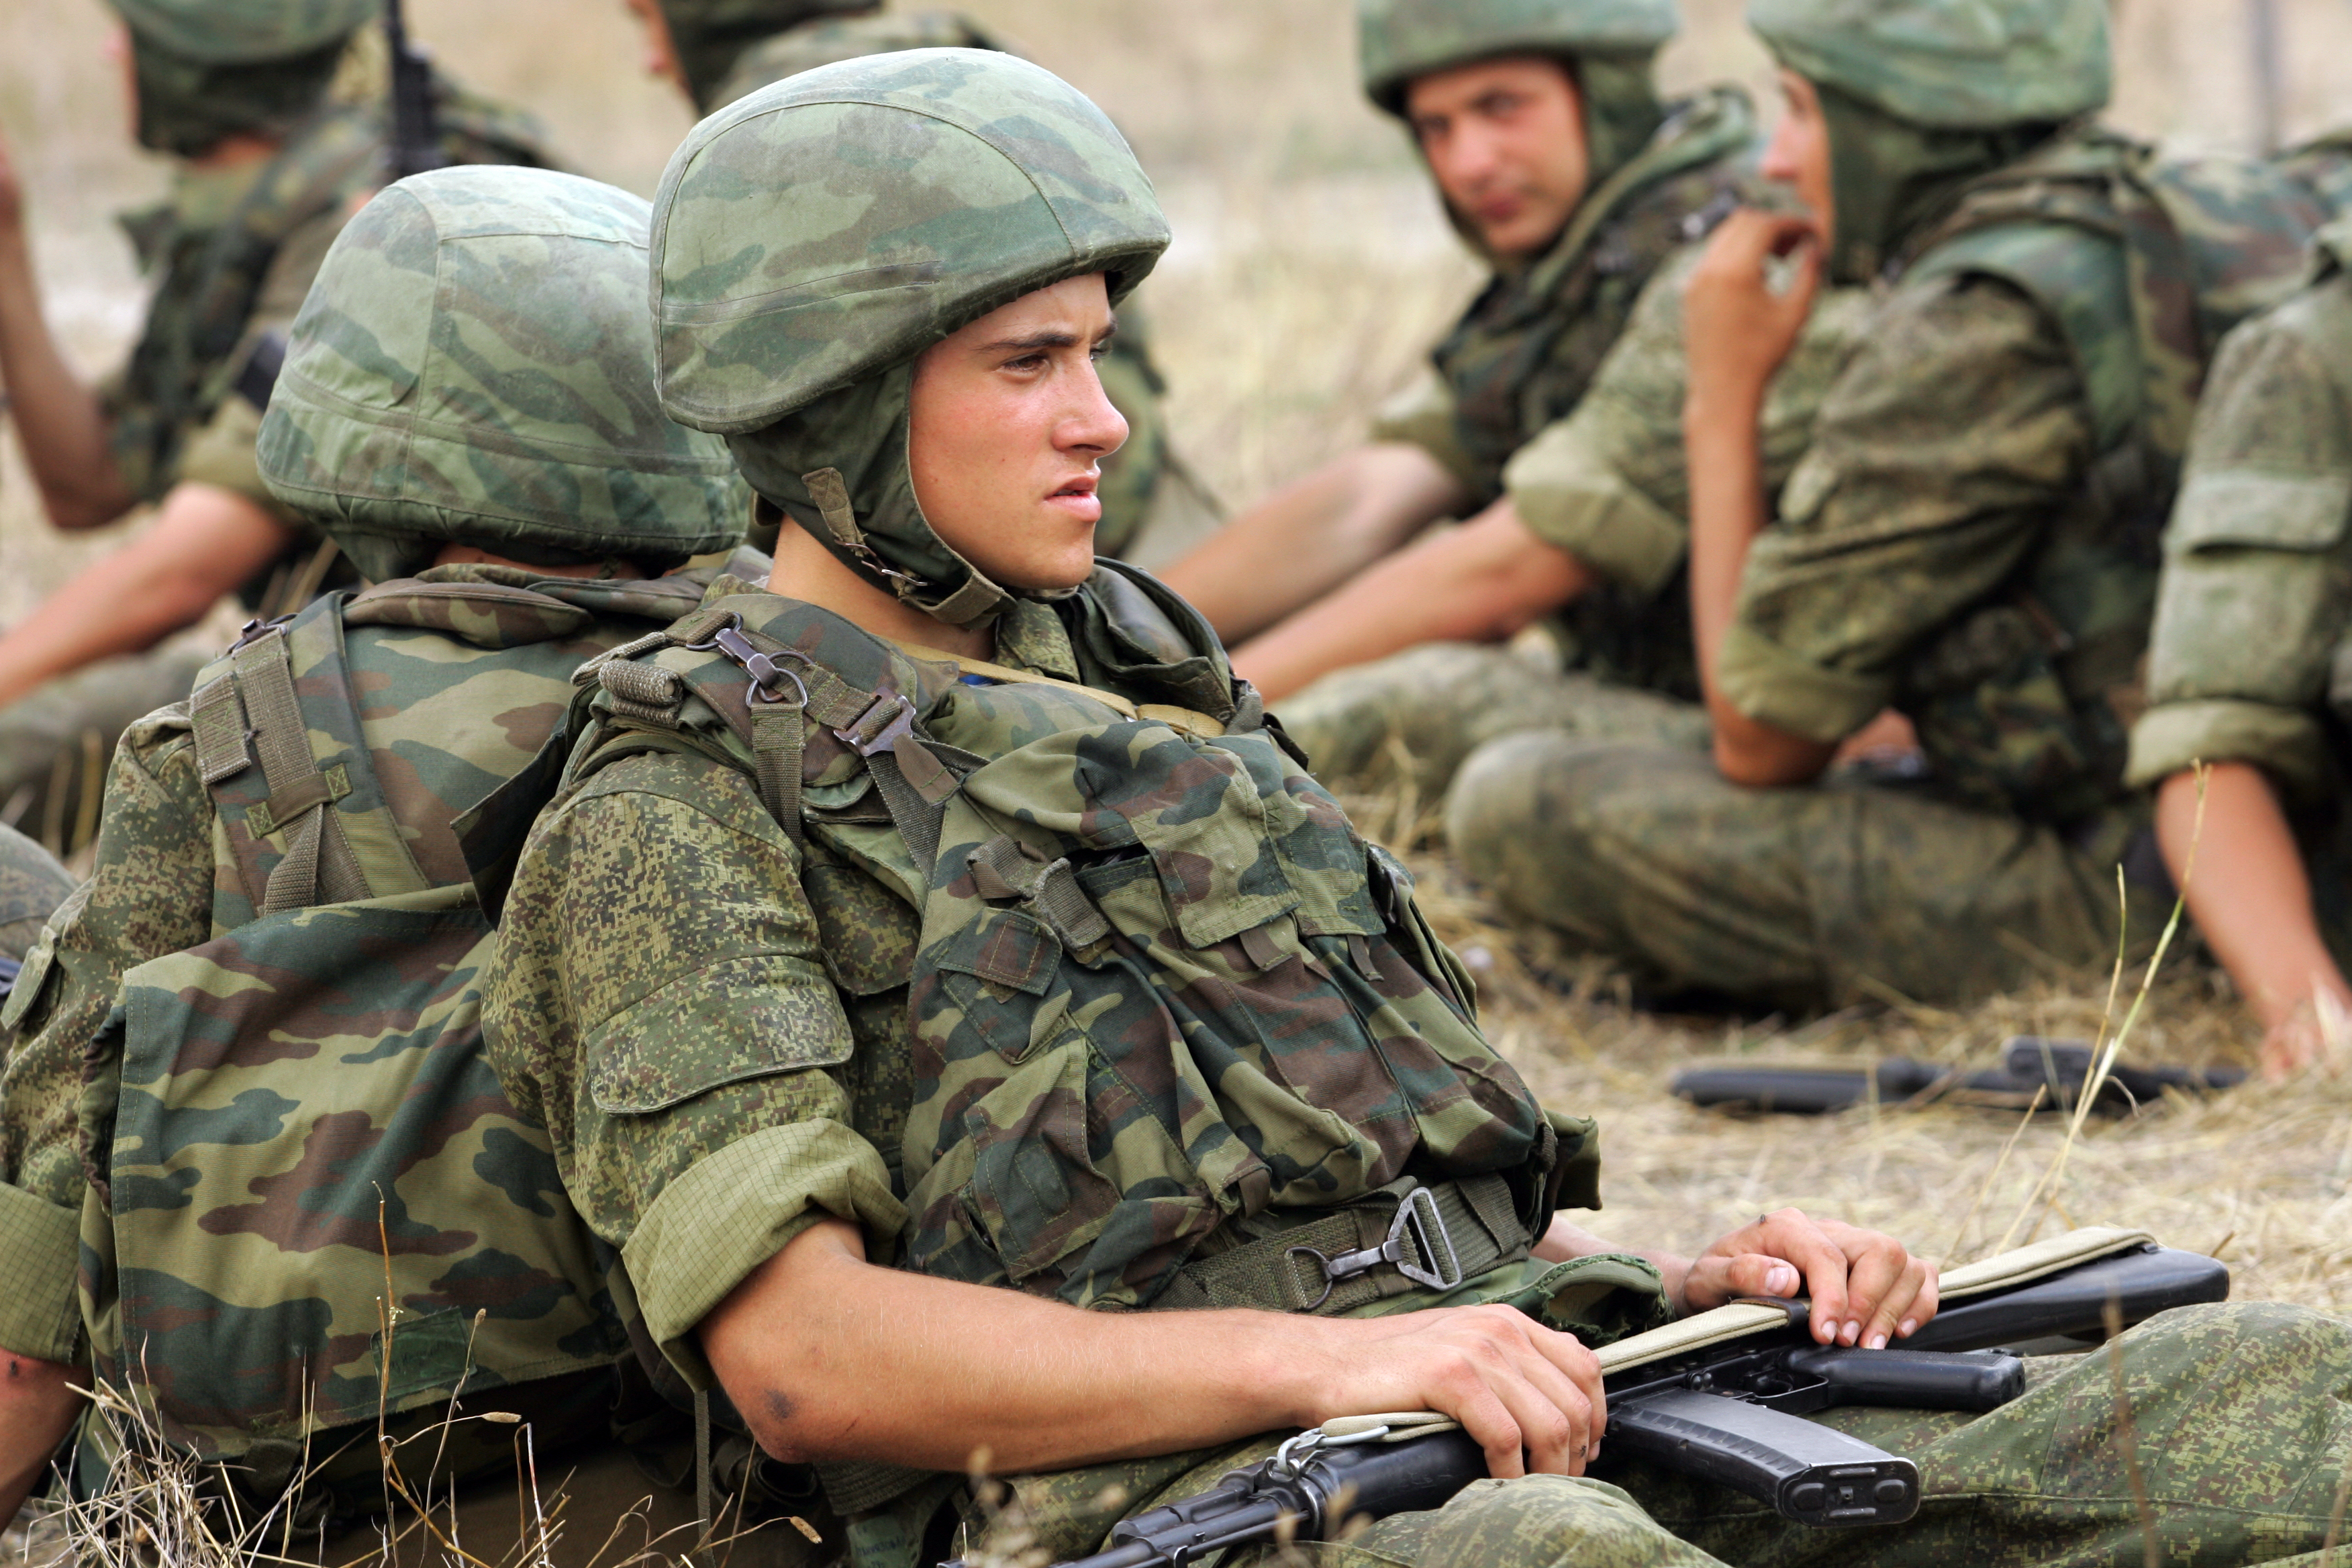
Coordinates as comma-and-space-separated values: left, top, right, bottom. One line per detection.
1044, 479, 1101, 524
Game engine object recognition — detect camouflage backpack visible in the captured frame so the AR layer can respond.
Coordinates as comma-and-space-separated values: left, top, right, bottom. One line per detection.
565, 565, 1579, 1317
1877, 132, 2341, 822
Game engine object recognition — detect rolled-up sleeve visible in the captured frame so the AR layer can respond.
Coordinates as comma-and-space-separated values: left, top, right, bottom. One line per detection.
483, 746, 901, 1385
1721, 276, 2090, 743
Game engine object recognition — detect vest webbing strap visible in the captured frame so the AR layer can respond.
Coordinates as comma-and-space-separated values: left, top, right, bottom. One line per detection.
231, 628, 366, 915
1153, 1174, 1530, 1316
885, 639, 1228, 738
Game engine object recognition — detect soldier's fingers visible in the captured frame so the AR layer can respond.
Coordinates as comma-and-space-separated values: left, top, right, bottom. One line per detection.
1751, 1210, 1855, 1342
1512, 1322, 1606, 1460
1485, 1352, 1593, 1478
1858, 1257, 1937, 1349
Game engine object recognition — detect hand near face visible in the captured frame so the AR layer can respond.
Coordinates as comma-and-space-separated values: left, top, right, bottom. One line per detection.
1677, 1208, 1939, 1349
1683, 207, 1823, 413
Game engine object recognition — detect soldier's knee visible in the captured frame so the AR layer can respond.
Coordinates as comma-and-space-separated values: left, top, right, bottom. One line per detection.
1445, 730, 1585, 887
1359, 1473, 1714, 1568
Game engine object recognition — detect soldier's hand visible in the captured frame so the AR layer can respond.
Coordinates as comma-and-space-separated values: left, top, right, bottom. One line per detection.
1311, 1303, 1606, 1479
1684, 205, 1821, 409
0, 130, 24, 235
1679, 1208, 1937, 1350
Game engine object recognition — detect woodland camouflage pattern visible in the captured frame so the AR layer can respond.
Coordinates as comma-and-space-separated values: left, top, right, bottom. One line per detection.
109, 0, 377, 62
0, 826, 73, 965
1355, 0, 1676, 115
2128, 215, 2352, 964
654, 0, 875, 110
0, 170, 742, 1468
709, 8, 1010, 107
1748, 0, 2111, 129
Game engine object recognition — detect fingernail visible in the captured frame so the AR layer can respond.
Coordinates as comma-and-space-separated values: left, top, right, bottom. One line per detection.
1845, 1320, 1862, 1344
1898, 1319, 1917, 1338
1767, 1265, 1798, 1294
1866, 1332, 1888, 1351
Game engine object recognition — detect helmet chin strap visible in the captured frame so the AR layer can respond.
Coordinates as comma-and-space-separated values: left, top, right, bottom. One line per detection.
797, 466, 1014, 630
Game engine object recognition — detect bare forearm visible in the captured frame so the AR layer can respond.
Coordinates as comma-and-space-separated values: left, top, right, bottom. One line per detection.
0, 1353, 81, 1532
1233, 503, 1591, 701
1685, 396, 1834, 786
2157, 765, 2349, 1029
0, 484, 291, 707
0, 222, 132, 530
1160, 445, 1469, 643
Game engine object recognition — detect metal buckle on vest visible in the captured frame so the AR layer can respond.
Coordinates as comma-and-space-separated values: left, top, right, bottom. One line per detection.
1284, 1187, 1465, 1310
227, 614, 294, 654
697, 616, 812, 709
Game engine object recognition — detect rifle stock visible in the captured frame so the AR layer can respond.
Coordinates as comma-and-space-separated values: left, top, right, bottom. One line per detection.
1010, 1244, 2227, 1568
383, 0, 446, 182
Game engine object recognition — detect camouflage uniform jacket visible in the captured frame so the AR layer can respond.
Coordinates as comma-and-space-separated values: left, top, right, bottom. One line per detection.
2128, 219, 2352, 806
1718, 129, 2338, 827
103, 90, 556, 593
0, 826, 75, 968
1377, 86, 1755, 505
483, 572, 1649, 1409
0, 562, 711, 1395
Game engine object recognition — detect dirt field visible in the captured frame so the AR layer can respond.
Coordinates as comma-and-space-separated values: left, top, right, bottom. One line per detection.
1, 0, 2349, 1300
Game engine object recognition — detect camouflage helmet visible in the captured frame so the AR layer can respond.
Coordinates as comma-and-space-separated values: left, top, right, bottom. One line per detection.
653, 0, 877, 111
1357, 0, 1677, 115
1747, 0, 2110, 129
109, 0, 379, 63
652, 48, 1169, 628
257, 166, 745, 584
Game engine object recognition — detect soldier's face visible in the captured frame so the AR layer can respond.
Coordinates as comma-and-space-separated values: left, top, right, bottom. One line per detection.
1405, 56, 1589, 260
620, 0, 685, 91
1761, 70, 1836, 248
908, 273, 1128, 594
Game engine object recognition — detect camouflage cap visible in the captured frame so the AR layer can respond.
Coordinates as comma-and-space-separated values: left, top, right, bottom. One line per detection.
109, 0, 380, 64
1357, 0, 1677, 115
1747, 0, 2110, 129
650, 47, 1169, 434
257, 167, 745, 583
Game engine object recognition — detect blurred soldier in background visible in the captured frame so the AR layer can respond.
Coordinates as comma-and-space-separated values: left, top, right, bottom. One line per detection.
0, 825, 71, 969
0, 0, 555, 860
1449, 0, 2347, 1014
2128, 213, 2352, 1079
622, 0, 1220, 568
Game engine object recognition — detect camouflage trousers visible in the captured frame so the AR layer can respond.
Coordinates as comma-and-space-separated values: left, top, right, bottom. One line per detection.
1443, 738, 2169, 1014
0, 649, 206, 865
1273, 643, 1708, 802
978, 1302, 2352, 1568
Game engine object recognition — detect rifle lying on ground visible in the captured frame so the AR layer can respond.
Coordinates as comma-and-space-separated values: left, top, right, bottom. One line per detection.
1008, 1232, 2226, 1568
1674, 1036, 2243, 1117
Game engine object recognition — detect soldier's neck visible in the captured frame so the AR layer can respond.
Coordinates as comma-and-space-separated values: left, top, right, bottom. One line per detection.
767, 524, 994, 661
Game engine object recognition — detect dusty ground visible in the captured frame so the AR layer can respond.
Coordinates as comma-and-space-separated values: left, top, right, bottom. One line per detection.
0, 0, 2349, 1326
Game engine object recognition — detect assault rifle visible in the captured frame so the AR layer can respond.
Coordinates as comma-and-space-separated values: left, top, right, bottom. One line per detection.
383, 0, 448, 182
1674, 1036, 2243, 1118
1011, 1240, 2227, 1568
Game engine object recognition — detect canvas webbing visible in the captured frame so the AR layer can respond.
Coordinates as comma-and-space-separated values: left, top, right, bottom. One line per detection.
967, 836, 1111, 950
885, 638, 1228, 738
230, 628, 366, 915
188, 675, 251, 785
1153, 1175, 1528, 1316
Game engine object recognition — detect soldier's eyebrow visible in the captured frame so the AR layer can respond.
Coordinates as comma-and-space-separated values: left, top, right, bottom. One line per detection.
986, 314, 1120, 352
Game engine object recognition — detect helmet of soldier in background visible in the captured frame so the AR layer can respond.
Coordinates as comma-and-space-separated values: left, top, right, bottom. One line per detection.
109, 0, 381, 158
654, 0, 877, 112
1747, 0, 2111, 279
650, 48, 1171, 628
1357, 0, 1679, 195
255, 166, 746, 584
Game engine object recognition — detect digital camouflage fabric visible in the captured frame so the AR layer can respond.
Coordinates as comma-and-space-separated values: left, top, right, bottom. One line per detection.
1283, 249, 1875, 799
258, 166, 744, 582
2127, 216, 2352, 965
1747, 0, 2111, 129
654, 0, 877, 111
654, 48, 1171, 625
1391, 87, 1757, 505
1445, 125, 2346, 1012
0, 825, 73, 967
0, 169, 746, 1498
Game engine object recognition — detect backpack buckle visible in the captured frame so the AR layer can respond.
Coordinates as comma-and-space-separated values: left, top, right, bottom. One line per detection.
700, 618, 811, 709
1284, 1186, 1465, 1310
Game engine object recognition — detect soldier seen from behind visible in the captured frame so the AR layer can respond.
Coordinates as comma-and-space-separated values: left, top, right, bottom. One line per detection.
0, 166, 752, 1553
0, 0, 554, 853
622, 0, 1216, 568
479, 46, 2352, 1568
2126, 213, 2352, 1078
1449, 0, 2352, 1014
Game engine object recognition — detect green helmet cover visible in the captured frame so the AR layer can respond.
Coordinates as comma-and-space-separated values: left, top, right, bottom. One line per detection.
110, 0, 379, 64
652, 48, 1169, 628
654, 0, 878, 111
258, 166, 746, 583
704, 11, 1016, 115
112, 0, 377, 157
1747, 0, 2110, 130
1358, 0, 1677, 212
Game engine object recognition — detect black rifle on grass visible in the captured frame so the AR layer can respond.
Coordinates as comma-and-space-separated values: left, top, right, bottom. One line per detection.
384, 0, 447, 182
1002, 1241, 2227, 1568
1674, 1036, 2243, 1118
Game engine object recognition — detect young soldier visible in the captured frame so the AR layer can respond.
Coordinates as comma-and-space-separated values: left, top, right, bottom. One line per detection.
2126, 215, 2352, 1079
622, 0, 1210, 566
0, 0, 554, 842
1162, 0, 1755, 646
481, 48, 2352, 1568
0, 166, 746, 1547
1448, 0, 2347, 1012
